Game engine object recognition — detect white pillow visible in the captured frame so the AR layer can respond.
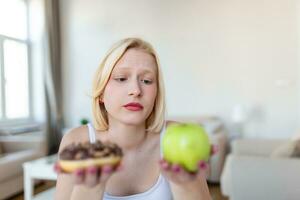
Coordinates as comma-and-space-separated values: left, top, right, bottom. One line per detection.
292, 130, 300, 141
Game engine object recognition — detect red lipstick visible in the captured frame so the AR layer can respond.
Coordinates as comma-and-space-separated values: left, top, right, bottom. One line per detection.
123, 102, 143, 111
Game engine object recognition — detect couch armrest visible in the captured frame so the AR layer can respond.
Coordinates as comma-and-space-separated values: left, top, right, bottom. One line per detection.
231, 139, 289, 156
208, 131, 228, 182
0, 149, 44, 181
229, 155, 300, 200
0, 138, 47, 154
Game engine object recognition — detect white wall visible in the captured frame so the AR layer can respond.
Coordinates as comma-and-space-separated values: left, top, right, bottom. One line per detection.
60, 0, 300, 138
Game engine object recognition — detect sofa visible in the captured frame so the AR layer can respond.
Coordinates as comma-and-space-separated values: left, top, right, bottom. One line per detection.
0, 132, 47, 199
220, 138, 300, 200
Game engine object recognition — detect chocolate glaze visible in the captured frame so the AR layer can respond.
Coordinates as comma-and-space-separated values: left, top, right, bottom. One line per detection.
59, 140, 123, 160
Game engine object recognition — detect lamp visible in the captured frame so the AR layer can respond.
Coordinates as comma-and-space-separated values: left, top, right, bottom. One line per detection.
231, 104, 247, 138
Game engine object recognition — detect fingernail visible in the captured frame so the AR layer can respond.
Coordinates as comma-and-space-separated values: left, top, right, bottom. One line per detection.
161, 161, 169, 170
53, 164, 61, 173
198, 161, 207, 170
88, 167, 97, 174
103, 166, 112, 173
172, 165, 181, 173
75, 169, 84, 176
212, 145, 219, 155
159, 159, 165, 165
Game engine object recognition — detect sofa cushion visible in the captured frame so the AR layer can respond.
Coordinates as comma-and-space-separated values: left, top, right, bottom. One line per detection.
0, 149, 41, 182
291, 140, 300, 157
271, 140, 300, 158
292, 130, 300, 141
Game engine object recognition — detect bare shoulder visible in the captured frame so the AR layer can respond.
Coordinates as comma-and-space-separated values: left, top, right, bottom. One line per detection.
58, 125, 89, 153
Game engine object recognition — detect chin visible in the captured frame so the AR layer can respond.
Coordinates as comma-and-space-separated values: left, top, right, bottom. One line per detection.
122, 119, 146, 126
119, 115, 147, 126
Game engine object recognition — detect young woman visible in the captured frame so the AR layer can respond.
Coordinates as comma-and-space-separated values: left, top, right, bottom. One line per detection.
55, 38, 213, 200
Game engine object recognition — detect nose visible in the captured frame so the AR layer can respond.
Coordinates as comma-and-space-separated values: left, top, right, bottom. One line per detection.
128, 79, 142, 97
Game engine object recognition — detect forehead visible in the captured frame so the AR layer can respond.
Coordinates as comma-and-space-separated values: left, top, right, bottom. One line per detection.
113, 48, 157, 73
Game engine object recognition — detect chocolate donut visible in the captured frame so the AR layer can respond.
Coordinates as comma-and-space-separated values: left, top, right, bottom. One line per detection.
59, 140, 123, 173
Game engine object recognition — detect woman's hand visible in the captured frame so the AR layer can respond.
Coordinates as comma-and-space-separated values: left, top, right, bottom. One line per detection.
54, 163, 122, 188
159, 145, 218, 200
159, 159, 209, 185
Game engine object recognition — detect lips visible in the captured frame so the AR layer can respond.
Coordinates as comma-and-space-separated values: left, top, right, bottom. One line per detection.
123, 102, 143, 111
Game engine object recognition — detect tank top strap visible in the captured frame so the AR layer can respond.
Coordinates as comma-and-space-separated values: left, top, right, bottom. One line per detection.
87, 123, 96, 144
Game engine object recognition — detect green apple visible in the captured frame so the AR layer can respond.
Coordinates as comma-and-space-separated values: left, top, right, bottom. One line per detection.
162, 123, 211, 172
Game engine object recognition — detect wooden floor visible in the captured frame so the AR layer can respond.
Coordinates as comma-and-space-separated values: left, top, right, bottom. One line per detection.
8, 181, 56, 200
7, 181, 228, 200
209, 182, 229, 200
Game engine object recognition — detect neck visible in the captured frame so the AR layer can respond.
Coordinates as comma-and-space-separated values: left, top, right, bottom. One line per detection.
106, 120, 148, 151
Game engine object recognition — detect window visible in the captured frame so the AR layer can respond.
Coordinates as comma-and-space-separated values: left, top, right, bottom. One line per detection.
0, 0, 31, 123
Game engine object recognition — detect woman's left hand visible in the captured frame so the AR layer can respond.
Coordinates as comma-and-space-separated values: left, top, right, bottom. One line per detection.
159, 144, 217, 183
158, 144, 218, 200
159, 159, 209, 185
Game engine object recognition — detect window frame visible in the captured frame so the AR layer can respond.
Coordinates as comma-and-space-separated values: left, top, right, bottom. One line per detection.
0, 0, 34, 127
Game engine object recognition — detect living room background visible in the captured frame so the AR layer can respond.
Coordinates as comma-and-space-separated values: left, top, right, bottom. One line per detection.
60, 0, 300, 139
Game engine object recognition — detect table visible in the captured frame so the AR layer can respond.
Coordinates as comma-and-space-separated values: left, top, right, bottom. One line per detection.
23, 154, 58, 200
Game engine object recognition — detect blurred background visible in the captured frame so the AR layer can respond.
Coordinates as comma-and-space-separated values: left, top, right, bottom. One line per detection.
60, 0, 299, 139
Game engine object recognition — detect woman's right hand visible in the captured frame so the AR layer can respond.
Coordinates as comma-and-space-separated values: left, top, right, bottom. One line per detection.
54, 162, 122, 188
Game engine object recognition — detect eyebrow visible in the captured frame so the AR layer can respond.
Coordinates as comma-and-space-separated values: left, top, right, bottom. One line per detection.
113, 67, 156, 75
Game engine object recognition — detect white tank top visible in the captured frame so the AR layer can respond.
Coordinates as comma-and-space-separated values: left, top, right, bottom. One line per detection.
87, 123, 173, 200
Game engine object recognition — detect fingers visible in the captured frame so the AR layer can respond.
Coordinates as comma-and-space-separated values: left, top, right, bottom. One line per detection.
198, 160, 208, 171
53, 162, 62, 173
159, 159, 173, 179
197, 160, 210, 179
54, 162, 122, 188
85, 166, 99, 187
171, 164, 195, 182
54, 162, 87, 184
210, 144, 219, 156
159, 159, 193, 183
159, 159, 170, 171
73, 169, 85, 184
159, 159, 210, 183
99, 165, 114, 182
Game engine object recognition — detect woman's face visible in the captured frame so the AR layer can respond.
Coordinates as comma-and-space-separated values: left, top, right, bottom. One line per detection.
102, 48, 158, 126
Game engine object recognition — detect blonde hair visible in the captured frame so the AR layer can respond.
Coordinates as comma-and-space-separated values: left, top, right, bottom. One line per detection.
91, 38, 166, 133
